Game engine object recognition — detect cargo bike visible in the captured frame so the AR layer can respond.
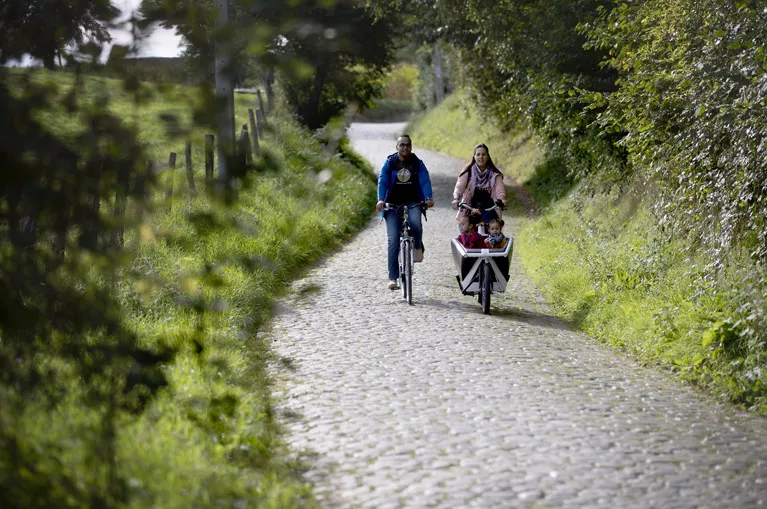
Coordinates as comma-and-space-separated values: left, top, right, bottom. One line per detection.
451, 203, 513, 314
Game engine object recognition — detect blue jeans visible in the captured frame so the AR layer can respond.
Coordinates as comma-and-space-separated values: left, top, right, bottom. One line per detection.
384, 203, 423, 280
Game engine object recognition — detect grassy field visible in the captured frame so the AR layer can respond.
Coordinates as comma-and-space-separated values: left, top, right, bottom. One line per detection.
408, 91, 767, 415
3, 68, 378, 507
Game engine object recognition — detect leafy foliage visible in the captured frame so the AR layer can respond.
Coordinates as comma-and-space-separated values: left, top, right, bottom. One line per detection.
583, 0, 767, 261
382, 63, 418, 101
277, 0, 396, 128
0, 0, 120, 68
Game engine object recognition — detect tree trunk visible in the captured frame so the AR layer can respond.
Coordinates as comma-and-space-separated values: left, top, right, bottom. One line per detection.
434, 43, 444, 106
305, 66, 327, 130
215, 0, 234, 183
80, 159, 102, 251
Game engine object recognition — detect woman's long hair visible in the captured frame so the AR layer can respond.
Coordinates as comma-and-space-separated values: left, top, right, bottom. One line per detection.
460, 143, 501, 176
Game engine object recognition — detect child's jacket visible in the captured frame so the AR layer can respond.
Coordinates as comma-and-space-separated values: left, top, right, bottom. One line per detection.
458, 232, 485, 249
484, 234, 508, 250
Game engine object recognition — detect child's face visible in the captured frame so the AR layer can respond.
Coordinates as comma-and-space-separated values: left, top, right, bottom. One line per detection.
459, 217, 474, 234
488, 221, 502, 235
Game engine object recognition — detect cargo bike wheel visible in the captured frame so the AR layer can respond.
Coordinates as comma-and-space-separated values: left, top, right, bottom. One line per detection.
480, 261, 491, 314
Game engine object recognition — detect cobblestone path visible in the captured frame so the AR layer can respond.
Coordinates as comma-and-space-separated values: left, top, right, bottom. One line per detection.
269, 123, 767, 508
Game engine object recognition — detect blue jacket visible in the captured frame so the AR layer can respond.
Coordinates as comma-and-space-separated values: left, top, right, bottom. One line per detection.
377, 152, 433, 204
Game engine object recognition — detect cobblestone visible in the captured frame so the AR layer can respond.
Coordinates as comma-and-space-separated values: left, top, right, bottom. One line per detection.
268, 122, 767, 508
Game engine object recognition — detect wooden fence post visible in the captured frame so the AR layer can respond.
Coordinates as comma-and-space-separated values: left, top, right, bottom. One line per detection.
205, 134, 214, 188
256, 108, 265, 140
185, 140, 196, 194
248, 109, 259, 154
261, 69, 274, 112
166, 152, 176, 207
239, 124, 252, 166
111, 164, 130, 248
257, 90, 266, 117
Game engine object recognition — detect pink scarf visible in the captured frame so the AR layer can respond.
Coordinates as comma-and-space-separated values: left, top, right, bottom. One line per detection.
466, 163, 496, 199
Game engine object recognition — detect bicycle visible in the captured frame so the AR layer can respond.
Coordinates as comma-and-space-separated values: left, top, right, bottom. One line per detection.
454, 202, 511, 314
384, 202, 427, 305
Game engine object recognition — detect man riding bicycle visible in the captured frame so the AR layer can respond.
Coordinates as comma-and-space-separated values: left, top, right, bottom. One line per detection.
375, 134, 435, 290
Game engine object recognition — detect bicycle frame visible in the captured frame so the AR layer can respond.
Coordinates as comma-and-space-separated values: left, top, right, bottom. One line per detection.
384, 203, 424, 305
398, 211, 414, 303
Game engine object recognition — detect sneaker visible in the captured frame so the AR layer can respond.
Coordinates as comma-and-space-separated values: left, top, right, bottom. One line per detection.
413, 247, 424, 263
388, 279, 398, 290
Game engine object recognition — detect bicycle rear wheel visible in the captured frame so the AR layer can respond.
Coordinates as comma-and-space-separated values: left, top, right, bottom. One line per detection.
481, 261, 491, 314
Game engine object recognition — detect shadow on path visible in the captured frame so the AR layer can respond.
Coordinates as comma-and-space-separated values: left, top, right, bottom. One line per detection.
410, 295, 572, 332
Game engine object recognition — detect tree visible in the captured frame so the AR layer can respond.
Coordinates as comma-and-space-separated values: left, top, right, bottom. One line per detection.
141, 0, 398, 129
276, 1, 396, 128
584, 0, 767, 259
0, 0, 120, 68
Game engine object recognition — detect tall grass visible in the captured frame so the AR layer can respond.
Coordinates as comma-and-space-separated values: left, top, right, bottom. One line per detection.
4, 68, 377, 506
408, 90, 767, 414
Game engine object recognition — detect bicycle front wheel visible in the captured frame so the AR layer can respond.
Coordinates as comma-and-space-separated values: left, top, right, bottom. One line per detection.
403, 242, 413, 304
481, 261, 491, 314
399, 241, 407, 298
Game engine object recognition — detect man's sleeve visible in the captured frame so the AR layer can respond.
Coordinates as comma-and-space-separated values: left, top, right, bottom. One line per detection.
419, 161, 433, 199
377, 161, 389, 201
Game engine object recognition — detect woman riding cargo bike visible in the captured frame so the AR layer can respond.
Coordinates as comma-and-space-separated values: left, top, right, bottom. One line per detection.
451, 143, 512, 314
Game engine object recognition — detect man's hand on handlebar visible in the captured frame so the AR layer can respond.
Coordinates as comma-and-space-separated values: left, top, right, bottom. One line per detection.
378, 199, 433, 213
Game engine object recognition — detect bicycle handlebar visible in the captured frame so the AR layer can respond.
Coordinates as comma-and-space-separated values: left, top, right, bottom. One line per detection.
458, 201, 505, 213
383, 202, 428, 210
383, 202, 429, 220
